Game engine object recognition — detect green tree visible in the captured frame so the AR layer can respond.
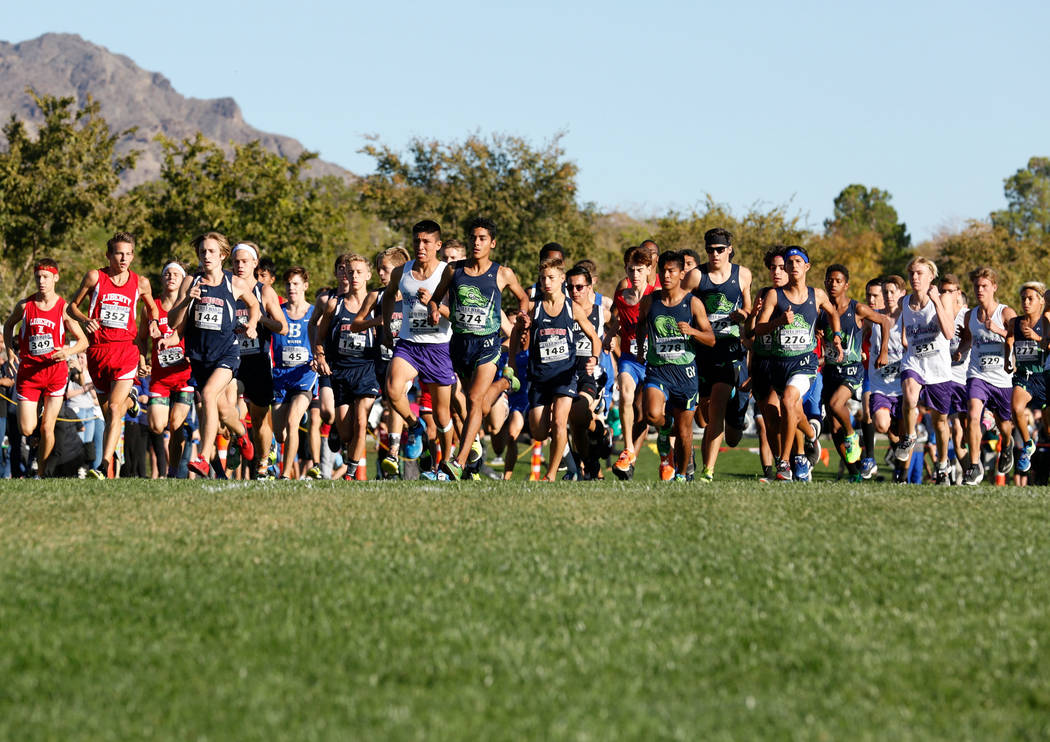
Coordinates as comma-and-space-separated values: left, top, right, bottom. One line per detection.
0, 88, 137, 303
358, 132, 595, 284
139, 134, 383, 284
991, 157, 1050, 242
824, 184, 911, 274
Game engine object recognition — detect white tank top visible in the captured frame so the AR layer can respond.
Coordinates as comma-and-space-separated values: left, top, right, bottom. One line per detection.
950, 307, 969, 385
398, 260, 452, 344
868, 315, 904, 397
901, 295, 951, 384
966, 303, 1011, 387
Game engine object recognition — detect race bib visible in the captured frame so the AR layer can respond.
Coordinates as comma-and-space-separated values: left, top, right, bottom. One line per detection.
629, 338, 638, 356
157, 345, 184, 368
281, 346, 308, 367
338, 329, 366, 356
408, 304, 438, 334
912, 337, 938, 358
779, 328, 810, 351
390, 316, 402, 338
1016, 340, 1040, 362
539, 336, 570, 363
239, 335, 261, 355
576, 334, 593, 357
194, 305, 222, 331
99, 302, 130, 329
978, 352, 1003, 369
654, 336, 688, 361
879, 360, 900, 383
455, 308, 488, 331
709, 314, 733, 337
28, 333, 53, 357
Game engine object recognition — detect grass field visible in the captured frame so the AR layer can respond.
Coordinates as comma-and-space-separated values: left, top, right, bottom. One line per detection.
3, 445, 1050, 740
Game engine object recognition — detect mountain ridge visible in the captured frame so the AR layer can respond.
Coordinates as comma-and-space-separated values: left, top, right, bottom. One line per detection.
0, 33, 353, 189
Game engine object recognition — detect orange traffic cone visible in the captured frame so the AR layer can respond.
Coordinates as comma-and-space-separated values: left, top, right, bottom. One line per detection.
995, 438, 1006, 486
216, 434, 228, 474
529, 441, 543, 481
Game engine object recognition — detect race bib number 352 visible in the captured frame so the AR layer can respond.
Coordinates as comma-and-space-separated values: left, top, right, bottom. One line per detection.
99, 303, 130, 329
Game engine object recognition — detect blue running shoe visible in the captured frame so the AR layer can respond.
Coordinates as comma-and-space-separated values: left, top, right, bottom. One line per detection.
860, 457, 877, 480
1018, 439, 1036, 473
793, 454, 812, 482
405, 418, 426, 459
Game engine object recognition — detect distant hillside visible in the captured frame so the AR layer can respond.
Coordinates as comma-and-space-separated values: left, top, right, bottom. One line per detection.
0, 33, 353, 189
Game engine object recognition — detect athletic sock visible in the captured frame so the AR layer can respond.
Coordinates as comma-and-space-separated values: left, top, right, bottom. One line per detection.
347, 459, 358, 478
862, 421, 876, 459
389, 433, 401, 454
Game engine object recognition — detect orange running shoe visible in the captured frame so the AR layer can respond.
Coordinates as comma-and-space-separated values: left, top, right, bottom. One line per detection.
613, 448, 636, 472
659, 455, 675, 481
236, 432, 255, 463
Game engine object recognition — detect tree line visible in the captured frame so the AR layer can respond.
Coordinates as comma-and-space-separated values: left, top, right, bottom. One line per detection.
1, 89, 1045, 309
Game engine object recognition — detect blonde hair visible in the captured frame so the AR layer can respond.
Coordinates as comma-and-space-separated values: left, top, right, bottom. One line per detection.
192, 231, 231, 259
1021, 281, 1046, 297
538, 256, 565, 274
377, 246, 410, 271
906, 256, 938, 280
968, 266, 998, 285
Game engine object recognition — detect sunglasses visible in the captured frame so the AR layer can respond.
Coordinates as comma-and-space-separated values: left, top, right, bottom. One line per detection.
569, 283, 590, 291
705, 245, 730, 255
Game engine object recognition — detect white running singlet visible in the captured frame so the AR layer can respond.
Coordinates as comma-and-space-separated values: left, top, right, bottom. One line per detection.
966, 303, 1011, 388
398, 260, 452, 344
901, 296, 951, 385
868, 316, 904, 398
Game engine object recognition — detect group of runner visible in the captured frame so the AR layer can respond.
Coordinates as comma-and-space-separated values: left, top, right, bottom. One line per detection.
3, 223, 1046, 485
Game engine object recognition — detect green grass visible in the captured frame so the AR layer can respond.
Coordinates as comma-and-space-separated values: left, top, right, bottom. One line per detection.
2, 461, 1049, 740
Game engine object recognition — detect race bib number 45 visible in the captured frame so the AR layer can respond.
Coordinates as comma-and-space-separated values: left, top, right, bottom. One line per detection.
282, 346, 308, 367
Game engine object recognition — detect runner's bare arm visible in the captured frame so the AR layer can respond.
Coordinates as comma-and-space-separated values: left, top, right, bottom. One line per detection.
856, 302, 892, 367
232, 276, 261, 339
55, 315, 90, 361
571, 301, 601, 374
686, 296, 716, 347
261, 285, 288, 336
736, 266, 754, 320
500, 265, 532, 320
166, 275, 196, 334
66, 269, 101, 331
3, 300, 26, 355
348, 290, 383, 333
425, 265, 454, 320
312, 296, 338, 377
381, 266, 405, 347
954, 309, 973, 362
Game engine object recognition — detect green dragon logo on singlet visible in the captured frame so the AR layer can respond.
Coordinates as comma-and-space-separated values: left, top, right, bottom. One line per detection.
654, 314, 680, 338
457, 285, 488, 307
704, 294, 734, 315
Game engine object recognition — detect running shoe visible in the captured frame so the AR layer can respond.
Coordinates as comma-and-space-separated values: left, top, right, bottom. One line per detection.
659, 455, 675, 481
996, 446, 1014, 476
935, 463, 952, 485
1018, 439, 1036, 473
963, 463, 984, 486
381, 455, 400, 479
188, 456, 211, 478
860, 457, 878, 480
405, 419, 426, 460
613, 449, 637, 480
503, 365, 521, 393
804, 435, 821, 468
127, 391, 141, 417
441, 460, 463, 481
236, 433, 255, 463
793, 454, 812, 482
697, 467, 714, 483
674, 474, 687, 483
775, 459, 793, 481
844, 432, 861, 464
894, 434, 915, 463
88, 465, 106, 480
468, 438, 484, 467
305, 465, 323, 480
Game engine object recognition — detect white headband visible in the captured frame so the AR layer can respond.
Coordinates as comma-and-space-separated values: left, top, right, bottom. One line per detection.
233, 243, 259, 261
163, 262, 186, 277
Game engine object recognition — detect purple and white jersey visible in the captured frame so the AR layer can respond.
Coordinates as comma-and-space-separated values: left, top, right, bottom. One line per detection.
950, 307, 969, 385
901, 296, 951, 385
966, 303, 1011, 388
868, 315, 903, 398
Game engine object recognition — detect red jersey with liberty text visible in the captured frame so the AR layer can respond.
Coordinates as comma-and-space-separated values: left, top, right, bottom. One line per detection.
89, 269, 139, 344
19, 296, 66, 369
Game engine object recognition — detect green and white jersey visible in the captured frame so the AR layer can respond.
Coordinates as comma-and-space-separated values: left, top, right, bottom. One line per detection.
645, 292, 696, 367
450, 261, 501, 336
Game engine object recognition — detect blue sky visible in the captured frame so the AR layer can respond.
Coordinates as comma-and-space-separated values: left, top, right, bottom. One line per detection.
8, 0, 1049, 241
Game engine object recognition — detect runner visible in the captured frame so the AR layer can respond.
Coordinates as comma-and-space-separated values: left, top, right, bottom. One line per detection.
272, 267, 319, 479
640, 251, 716, 481
685, 227, 752, 482
818, 264, 891, 480
509, 256, 600, 482
954, 267, 1016, 485
426, 217, 530, 480
380, 220, 457, 475
867, 276, 906, 480
858, 277, 887, 478
315, 254, 381, 481
894, 257, 956, 484
3, 259, 89, 475
1005, 282, 1047, 474
606, 246, 654, 479
752, 246, 843, 481
941, 273, 970, 479
67, 232, 161, 478
231, 242, 288, 478
564, 265, 612, 479
141, 261, 194, 478
309, 254, 353, 478
167, 232, 259, 478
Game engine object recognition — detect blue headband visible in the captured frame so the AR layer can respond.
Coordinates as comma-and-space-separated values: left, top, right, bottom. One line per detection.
784, 247, 809, 264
